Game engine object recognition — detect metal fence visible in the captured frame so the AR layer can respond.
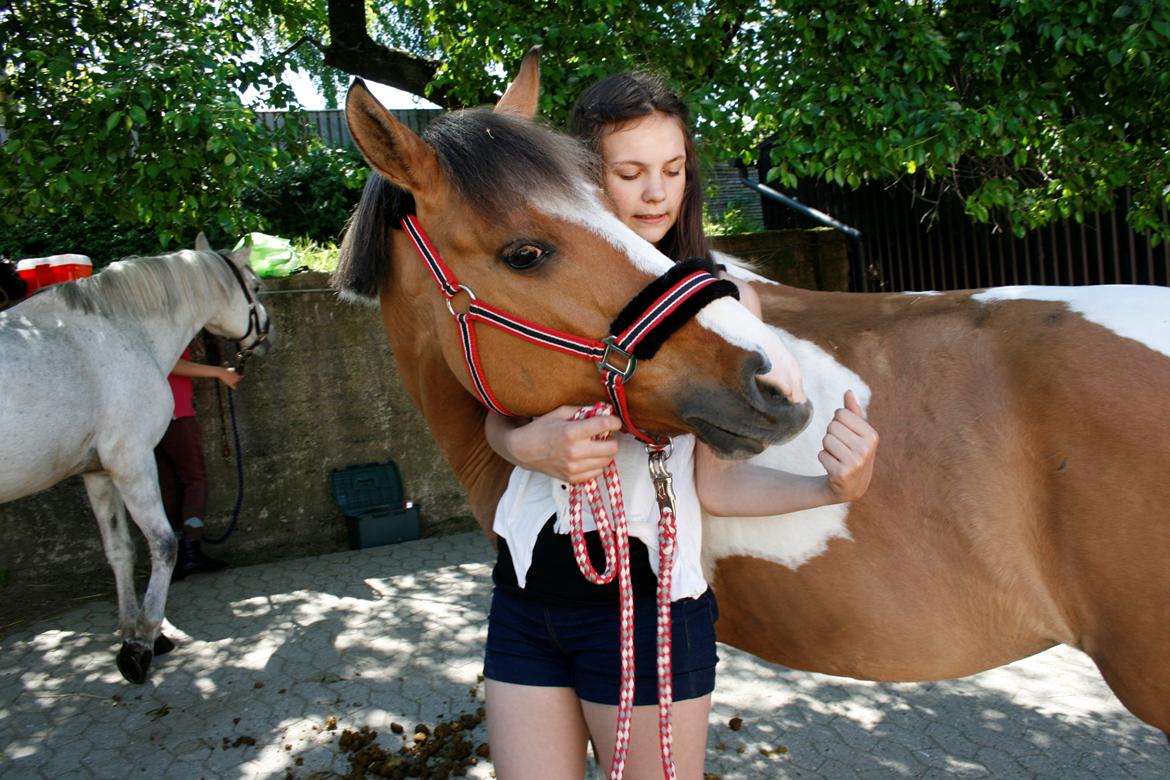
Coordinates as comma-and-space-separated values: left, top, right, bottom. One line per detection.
758, 172, 1169, 293
255, 109, 443, 148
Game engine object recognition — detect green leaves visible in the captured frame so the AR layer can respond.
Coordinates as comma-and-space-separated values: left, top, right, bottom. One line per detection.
716, 0, 1170, 240
4, 0, 1168, 247
1, 0, 295, 248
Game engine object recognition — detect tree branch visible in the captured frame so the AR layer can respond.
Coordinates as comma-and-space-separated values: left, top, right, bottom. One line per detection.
324, 0, 456, 108
700, 2, 749, 84
277, 35, 326, 61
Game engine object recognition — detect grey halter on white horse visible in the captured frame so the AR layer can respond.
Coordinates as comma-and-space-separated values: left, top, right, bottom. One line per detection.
0, 235, 273, 683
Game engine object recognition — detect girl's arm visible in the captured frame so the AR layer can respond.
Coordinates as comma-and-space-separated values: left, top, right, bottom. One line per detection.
695, 390, 879, 517
485, 408, 621, 483
170, 358, 241, 390
719, 272, 762, 317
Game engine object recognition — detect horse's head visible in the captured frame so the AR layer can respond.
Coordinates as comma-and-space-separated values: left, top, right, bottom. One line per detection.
194, 233, 275, 360
338, 50, 809, 456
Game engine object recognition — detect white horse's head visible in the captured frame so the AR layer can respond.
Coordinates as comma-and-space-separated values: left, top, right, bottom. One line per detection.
194, 233, 274, 358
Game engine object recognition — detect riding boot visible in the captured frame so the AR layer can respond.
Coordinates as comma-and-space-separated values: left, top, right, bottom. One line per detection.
191, 539, 229, 572
175, 536, 229, 578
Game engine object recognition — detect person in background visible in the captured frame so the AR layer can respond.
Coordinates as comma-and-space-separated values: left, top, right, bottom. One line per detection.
0, 259, 27, 309
155, 338, 240, 580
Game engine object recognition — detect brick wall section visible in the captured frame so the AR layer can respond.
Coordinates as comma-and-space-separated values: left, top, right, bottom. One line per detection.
713, 228, 850, 292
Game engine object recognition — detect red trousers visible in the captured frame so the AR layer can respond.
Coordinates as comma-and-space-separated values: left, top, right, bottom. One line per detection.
153, 416, 209, 532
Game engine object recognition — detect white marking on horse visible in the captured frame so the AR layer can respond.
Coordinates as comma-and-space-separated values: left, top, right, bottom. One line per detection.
702, 327, 871, 574
544, 188, 675, 275
542, 193, 806, 402
972, 286, 1170, 358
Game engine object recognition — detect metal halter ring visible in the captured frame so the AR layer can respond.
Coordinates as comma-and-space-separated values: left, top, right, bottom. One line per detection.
445, 284, 478, 317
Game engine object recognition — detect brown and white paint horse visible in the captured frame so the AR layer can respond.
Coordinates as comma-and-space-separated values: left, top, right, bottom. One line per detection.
336, 51, 1170, 743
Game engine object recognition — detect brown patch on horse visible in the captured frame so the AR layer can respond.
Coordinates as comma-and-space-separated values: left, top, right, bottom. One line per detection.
713, 284, 1170, 734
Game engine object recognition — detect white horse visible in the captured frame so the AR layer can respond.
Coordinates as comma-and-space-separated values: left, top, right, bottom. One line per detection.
0, 235, 273, 683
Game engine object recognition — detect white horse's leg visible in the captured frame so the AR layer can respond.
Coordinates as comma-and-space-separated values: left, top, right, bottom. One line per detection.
102, 455, 178, 683
82, 472, 139, 640
112, 470, 178, 638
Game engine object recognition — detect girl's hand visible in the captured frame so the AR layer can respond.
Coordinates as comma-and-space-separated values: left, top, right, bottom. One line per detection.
493, 406, 621, 484
819, 390, 879, 502
216, 367, 242, 391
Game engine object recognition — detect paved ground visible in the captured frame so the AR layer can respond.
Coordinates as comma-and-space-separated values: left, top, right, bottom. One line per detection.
0, 532, 1165, 779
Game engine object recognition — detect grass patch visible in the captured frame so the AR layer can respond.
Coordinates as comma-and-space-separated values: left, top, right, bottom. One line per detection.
294, 240, 341, 273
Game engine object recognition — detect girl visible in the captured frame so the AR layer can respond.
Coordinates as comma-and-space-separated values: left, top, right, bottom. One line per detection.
482, 71, 879, 779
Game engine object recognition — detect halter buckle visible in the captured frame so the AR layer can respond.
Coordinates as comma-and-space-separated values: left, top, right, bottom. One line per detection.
598, 336, 636, 381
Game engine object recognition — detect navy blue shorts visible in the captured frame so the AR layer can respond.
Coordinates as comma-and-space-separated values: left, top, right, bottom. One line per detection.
483, 586, 719, 705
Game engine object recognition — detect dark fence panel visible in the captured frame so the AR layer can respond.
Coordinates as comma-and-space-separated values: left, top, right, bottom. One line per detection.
256, 109, 443, 148
756, 168, 1169, 292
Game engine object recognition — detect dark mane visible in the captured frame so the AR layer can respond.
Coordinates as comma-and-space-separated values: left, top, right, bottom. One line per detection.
334, 109, 597, 299
333, 175, 413, 300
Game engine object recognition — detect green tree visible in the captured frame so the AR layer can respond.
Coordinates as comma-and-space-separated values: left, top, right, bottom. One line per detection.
294, 0, 1170, 240
5, 0, 1169, 247
0, 0, 298, 247
738, 1, 1170, 238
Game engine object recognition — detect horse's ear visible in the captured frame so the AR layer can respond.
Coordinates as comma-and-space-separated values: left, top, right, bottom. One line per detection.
346, 80, 441, 195
494, 46, 541, 119
229, 244, 251, 269
194, 233, 211, 252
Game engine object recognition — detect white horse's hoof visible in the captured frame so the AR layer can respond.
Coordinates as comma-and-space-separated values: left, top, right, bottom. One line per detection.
116, 640, 153, 684
153, 633, 176, 656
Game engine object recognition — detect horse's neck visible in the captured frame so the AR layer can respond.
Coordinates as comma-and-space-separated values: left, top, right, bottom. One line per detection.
380, 292, 513, 534
138, 275, 224, 373
420, 355, 514, 531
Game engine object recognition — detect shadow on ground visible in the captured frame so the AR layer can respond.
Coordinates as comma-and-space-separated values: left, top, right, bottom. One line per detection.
1, 534, 1165, 779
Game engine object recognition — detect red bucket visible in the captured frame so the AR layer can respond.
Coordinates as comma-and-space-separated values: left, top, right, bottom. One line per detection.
16, 254, 92, 296
50, 254, 93, 284
15, 257, 54, 295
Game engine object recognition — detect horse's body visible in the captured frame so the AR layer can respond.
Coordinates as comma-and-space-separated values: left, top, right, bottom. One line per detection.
336, 51, 1170, 741
0, 240, 272, 682
705, 280, 1170, 737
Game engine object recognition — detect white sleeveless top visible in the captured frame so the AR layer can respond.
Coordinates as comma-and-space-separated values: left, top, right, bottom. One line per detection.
492, 433, 708, 602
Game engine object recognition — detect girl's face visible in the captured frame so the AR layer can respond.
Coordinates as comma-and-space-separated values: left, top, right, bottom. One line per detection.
599, 111, 687, 247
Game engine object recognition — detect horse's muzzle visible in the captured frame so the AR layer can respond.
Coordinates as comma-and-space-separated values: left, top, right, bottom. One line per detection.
679, 352, 814, 458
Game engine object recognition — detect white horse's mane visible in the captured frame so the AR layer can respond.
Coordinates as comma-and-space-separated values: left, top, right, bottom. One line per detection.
55, 250, 234, 321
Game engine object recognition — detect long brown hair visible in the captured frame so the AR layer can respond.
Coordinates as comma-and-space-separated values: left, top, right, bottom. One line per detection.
568, 72, 710, 264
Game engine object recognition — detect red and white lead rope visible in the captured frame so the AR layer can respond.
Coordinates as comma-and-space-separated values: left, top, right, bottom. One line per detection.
567, 403, 679, 780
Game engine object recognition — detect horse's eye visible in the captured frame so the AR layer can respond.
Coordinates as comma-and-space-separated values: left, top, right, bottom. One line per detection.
502, 242, 552, 271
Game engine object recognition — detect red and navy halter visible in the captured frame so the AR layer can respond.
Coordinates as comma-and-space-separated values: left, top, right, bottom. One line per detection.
400, 213, 738, 446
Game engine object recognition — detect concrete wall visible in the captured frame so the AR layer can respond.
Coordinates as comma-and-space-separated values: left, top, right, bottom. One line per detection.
0, 271, 472, 586
712, 228, 851, 292
0, 229, 849, 586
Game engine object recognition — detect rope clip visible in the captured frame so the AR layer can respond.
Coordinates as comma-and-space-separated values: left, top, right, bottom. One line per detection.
647, 446, 677, 516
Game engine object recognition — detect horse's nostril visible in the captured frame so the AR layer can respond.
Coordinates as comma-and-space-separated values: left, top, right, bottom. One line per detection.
745, 351, 768, 377
755, 376, 784, 403
744, 352, 778, 398
744, 350, 797, 410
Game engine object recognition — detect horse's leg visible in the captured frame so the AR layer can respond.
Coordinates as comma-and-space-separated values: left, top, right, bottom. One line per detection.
82, 473, 140, 641
101, 459, 179, 683
1084, 628, 1170, 745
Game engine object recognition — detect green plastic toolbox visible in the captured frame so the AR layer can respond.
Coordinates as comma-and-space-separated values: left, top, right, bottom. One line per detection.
329, 460, 421, 549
